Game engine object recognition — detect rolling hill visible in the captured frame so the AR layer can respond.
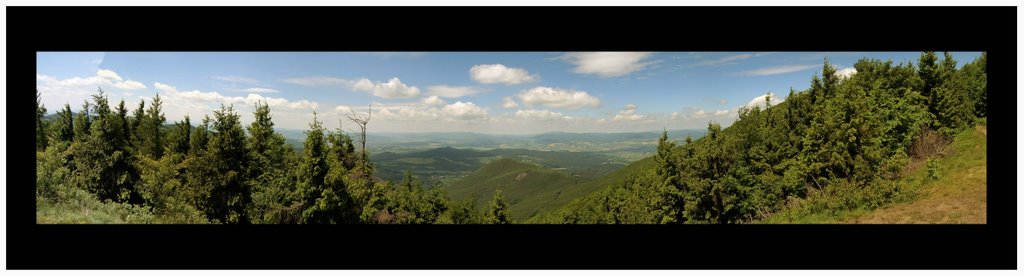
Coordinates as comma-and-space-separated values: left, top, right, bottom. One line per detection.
447, 156, 657, 221
371, 147, 627, 187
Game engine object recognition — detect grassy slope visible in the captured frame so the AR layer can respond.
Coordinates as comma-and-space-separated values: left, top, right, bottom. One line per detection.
36, 188, 155, 224
845, 125, 987, 223
525, 156, 657, 223
762, 124, 986, 224
446, 158, 580, 221
447, 157, 639, 221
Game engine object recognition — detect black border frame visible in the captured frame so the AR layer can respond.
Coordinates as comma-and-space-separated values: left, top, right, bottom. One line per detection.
7, 6, 1017, 269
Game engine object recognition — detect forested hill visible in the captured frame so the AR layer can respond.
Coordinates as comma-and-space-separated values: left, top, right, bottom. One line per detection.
532, 52, 987, 224
35, 52, 986, 224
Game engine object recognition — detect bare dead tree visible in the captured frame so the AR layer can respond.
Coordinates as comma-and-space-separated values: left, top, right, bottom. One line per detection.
346, 104, 372, 174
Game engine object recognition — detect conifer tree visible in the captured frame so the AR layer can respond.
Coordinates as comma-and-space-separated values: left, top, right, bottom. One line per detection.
206, 104, 251, 224
36, 90, 48, 151
485, 188, 513, 224
47, 103, 75, 145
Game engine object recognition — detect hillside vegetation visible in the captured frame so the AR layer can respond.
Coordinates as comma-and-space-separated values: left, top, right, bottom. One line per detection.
35, 52, 985, 224
534, 52, 987, 224
372, 147, 626, 187
447, 157, 656, 221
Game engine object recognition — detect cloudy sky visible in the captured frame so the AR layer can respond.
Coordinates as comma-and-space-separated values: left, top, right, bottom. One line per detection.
36, 52, 982, 134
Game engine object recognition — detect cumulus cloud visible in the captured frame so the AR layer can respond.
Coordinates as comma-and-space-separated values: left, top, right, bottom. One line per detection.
501, 97, 518, 109
612, 104, 652, 122
714, 109, 730, 116
154, 82, 318, 110
515, 109, 574, 121
427, 85, 482, 98
744, 92, 785, 110
470, 64, 537, 84
737, 64, 819, 76
691, 109, 709, 119
114, 80, 147, 90
285, 76, 420, 99
421, 95, 447, 107
97, 69, 124, 82
36, 69, 148, 111
516, 87, 600, 110
374, 100, 488, 122
719, 99, 728, 104
557, 52, 657, 77
442, 101, 488, 120
836, 67, 858, 78
369, 77, 420, 98
63, 69, 148, 90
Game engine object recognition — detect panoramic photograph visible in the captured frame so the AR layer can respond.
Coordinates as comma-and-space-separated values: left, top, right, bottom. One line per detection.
34, 51, 987, 224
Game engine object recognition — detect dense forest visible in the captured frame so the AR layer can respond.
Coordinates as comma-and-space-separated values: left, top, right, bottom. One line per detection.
35, 51, 987, 224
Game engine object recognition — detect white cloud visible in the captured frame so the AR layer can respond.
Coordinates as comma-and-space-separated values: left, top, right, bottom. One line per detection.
442, 101, 488, 120
612, 104, 652, 122
427, 85, 481, 98
421, 95, 447, 107
714, 109, 730, 116
286, 76, 420, 99
836, 67, 858, 78
469, 64, 537, 85
352, 78, 375, 91
691, 109, 708, 119
93, 69, 146, 90
557, 52, 657, 77
154, 82, 318, 110
114, 80, 146, 90
375, 100, 488, 122
36, 69, 147, 111
371, 77, 420, 99
517, 87, 600, 110
515, 109, 573, 121
737, 64, 819, 76
501, 97, 518, 109
212, 76, 260, 84
719, 99, 728, 104
97, 69, 124, 82
241, 87, 279, 93
745, 92, 785, 110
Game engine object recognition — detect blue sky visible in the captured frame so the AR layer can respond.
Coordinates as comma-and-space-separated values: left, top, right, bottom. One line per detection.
36, 51, 982, 134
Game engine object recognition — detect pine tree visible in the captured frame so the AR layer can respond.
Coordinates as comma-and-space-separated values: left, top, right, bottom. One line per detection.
167, 116, 191, 156
140, 94, 166, 159
206, 104, 251, 224
130, 99, 146, 148
47, 103, 74, 145
115, 100, 131, 147
918, 51, 940, 114
485, 188, 513, 224
36, 90, 48, 151
297, 112, 348, 224
655, 130, 679, 184
932, 53, 975, 136
73, 89, 140, 203
73, 101, 91, 142
246, 102, 303, 223
190, 115, 211, 156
